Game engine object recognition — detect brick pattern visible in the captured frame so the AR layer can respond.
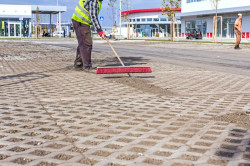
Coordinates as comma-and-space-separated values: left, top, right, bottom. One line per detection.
0, 42, 249, 166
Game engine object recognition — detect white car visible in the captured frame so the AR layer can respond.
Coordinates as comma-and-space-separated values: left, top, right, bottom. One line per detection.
53, 31, 67, 37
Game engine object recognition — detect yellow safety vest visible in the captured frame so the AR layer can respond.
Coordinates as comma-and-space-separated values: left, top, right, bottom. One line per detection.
72, 0, 102, 26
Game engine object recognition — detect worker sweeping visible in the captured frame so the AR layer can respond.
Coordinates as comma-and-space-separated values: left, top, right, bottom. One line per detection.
234, 13, 242, 49
72, 0, 107, 71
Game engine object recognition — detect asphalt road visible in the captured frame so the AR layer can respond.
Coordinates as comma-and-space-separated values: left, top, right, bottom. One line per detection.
42, 40, 250, 76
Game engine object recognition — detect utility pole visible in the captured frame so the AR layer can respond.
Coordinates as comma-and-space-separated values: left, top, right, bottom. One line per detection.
57, 0, 60, 38
119, 0, 122, 39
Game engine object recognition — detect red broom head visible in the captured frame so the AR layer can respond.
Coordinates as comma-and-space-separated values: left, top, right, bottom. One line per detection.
96, 66, 152, 74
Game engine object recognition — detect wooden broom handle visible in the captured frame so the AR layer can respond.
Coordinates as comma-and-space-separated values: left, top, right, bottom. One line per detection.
106, 39, 125, 67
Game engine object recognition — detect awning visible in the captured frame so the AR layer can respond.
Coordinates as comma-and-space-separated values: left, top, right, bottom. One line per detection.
31, 5, 67, 14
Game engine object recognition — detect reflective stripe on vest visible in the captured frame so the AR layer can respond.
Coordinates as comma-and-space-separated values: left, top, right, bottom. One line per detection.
72, 0, 102, 26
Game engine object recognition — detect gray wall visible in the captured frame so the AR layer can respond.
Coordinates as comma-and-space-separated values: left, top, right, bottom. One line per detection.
242, 15, 250, 32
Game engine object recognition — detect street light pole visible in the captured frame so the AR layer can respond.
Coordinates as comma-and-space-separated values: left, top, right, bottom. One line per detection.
57, 0, 61, 38
120, 0, 122, 39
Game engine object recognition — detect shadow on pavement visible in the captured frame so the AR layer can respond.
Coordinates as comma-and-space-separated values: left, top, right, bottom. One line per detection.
0, 72, 51, 87
94, 56, 151, 67
103, 76, 155, 79
213, 128, 250, 165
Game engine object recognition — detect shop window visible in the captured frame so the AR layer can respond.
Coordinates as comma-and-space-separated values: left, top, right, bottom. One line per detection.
221, 18, 236, 38
160, 18, 167, 21
23, 19, 30, 37
0, 20, 4, 36
147, 18, 152, 22
186, 20, 207, 36
196, 20, 207, 36
185, 20, 195, 33
187, 0, 204, 3
0, 19, 8, 37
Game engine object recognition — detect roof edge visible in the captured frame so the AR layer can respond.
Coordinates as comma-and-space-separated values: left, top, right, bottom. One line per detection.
121, 8, 181, 16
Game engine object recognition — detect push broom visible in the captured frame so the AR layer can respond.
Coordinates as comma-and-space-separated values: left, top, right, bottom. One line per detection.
96, 39, 152, 75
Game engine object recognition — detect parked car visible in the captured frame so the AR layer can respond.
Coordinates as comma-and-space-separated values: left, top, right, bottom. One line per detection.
186, 29, 202, 39
53, 31, 67, 37
42, 32, 51, 37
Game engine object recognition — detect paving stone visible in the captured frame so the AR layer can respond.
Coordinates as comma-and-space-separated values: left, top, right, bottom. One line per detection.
0, 41, 249, 165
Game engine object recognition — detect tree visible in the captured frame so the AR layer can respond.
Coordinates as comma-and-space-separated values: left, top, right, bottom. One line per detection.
122, 0, 132, 39
161, 0, 181, 41
210, 0, 221, 42
44, 24, 48, 33
210, 0, 220, 18
107, 0, 118, 39
35, 7, 40, 39
107, 0, 117, 26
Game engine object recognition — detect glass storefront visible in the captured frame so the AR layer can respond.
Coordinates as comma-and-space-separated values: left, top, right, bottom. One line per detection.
135, 24, 181, 38
0, 18, 31, 37
0, 19, 8, 37
185, 20, 207, 36
186, 18, 237, 38
218, 17, 236, 38
22, 19, 30, 37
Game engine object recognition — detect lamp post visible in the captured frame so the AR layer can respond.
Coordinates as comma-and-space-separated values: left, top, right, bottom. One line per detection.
57, 0, 61, 38
119, 0, 122, 39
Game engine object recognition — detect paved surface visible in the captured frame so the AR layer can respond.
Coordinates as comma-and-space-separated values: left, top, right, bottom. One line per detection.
0, 40, 249, 166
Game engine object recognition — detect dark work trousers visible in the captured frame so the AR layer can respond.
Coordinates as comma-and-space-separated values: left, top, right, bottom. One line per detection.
235, 29, 241, 48
72, 19, 93, 68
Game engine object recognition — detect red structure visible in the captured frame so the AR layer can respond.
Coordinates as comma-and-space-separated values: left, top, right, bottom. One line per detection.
121, 8, 181, 16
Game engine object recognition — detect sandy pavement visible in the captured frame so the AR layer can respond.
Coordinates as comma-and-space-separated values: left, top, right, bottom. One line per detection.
0, 41, 249, 166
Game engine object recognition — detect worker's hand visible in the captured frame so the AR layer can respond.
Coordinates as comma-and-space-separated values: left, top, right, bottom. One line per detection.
98, 31, 107, 40
101, 33, 107, 40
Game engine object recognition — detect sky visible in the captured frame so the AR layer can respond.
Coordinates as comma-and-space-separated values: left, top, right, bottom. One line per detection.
0, 0, 163, 26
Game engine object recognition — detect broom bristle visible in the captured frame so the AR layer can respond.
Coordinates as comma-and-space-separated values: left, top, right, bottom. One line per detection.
96, 66, 152, 74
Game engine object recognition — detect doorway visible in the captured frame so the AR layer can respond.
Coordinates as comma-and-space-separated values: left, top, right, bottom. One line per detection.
228, 23, 235, 38
151, 28, 159, 37
221, 18, 236, 38
8, 22, 21, 37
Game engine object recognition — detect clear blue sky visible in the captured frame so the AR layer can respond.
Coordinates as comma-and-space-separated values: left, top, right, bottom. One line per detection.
0, 0, 163, 26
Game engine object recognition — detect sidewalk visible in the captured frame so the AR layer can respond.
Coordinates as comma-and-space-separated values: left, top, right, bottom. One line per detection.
0, 41, 249, 166
133, 37, 250, 43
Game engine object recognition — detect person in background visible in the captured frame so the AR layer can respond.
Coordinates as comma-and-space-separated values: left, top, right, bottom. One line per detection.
234, 13, 242, 49
72, 0, 107, 71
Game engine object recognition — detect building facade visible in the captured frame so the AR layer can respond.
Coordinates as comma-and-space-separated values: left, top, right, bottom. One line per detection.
0, 4, 67, 38
180, 0, 250, 39
121, 8, 181, 38
0, 5, 32, 38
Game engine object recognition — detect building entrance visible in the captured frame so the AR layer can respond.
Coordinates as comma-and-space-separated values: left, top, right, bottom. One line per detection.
220, 18, 236, 38
8, 22, 21, 37
151, 28, 159, 37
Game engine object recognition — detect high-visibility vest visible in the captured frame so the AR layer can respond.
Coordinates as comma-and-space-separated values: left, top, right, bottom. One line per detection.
72, 0, 102, 26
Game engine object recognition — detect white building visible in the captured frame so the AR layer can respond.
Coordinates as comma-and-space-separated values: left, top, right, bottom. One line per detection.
0, 4, 67, 38
121, 8, 181, 38
180, 0, 250, 39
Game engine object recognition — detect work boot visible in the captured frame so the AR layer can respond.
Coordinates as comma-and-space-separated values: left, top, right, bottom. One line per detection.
82, 66, 96, 73
82, 66, 91, 72
74, 62, 83, 70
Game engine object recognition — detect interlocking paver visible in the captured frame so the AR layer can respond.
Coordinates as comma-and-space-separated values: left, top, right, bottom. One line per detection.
0, 41, 249, 165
